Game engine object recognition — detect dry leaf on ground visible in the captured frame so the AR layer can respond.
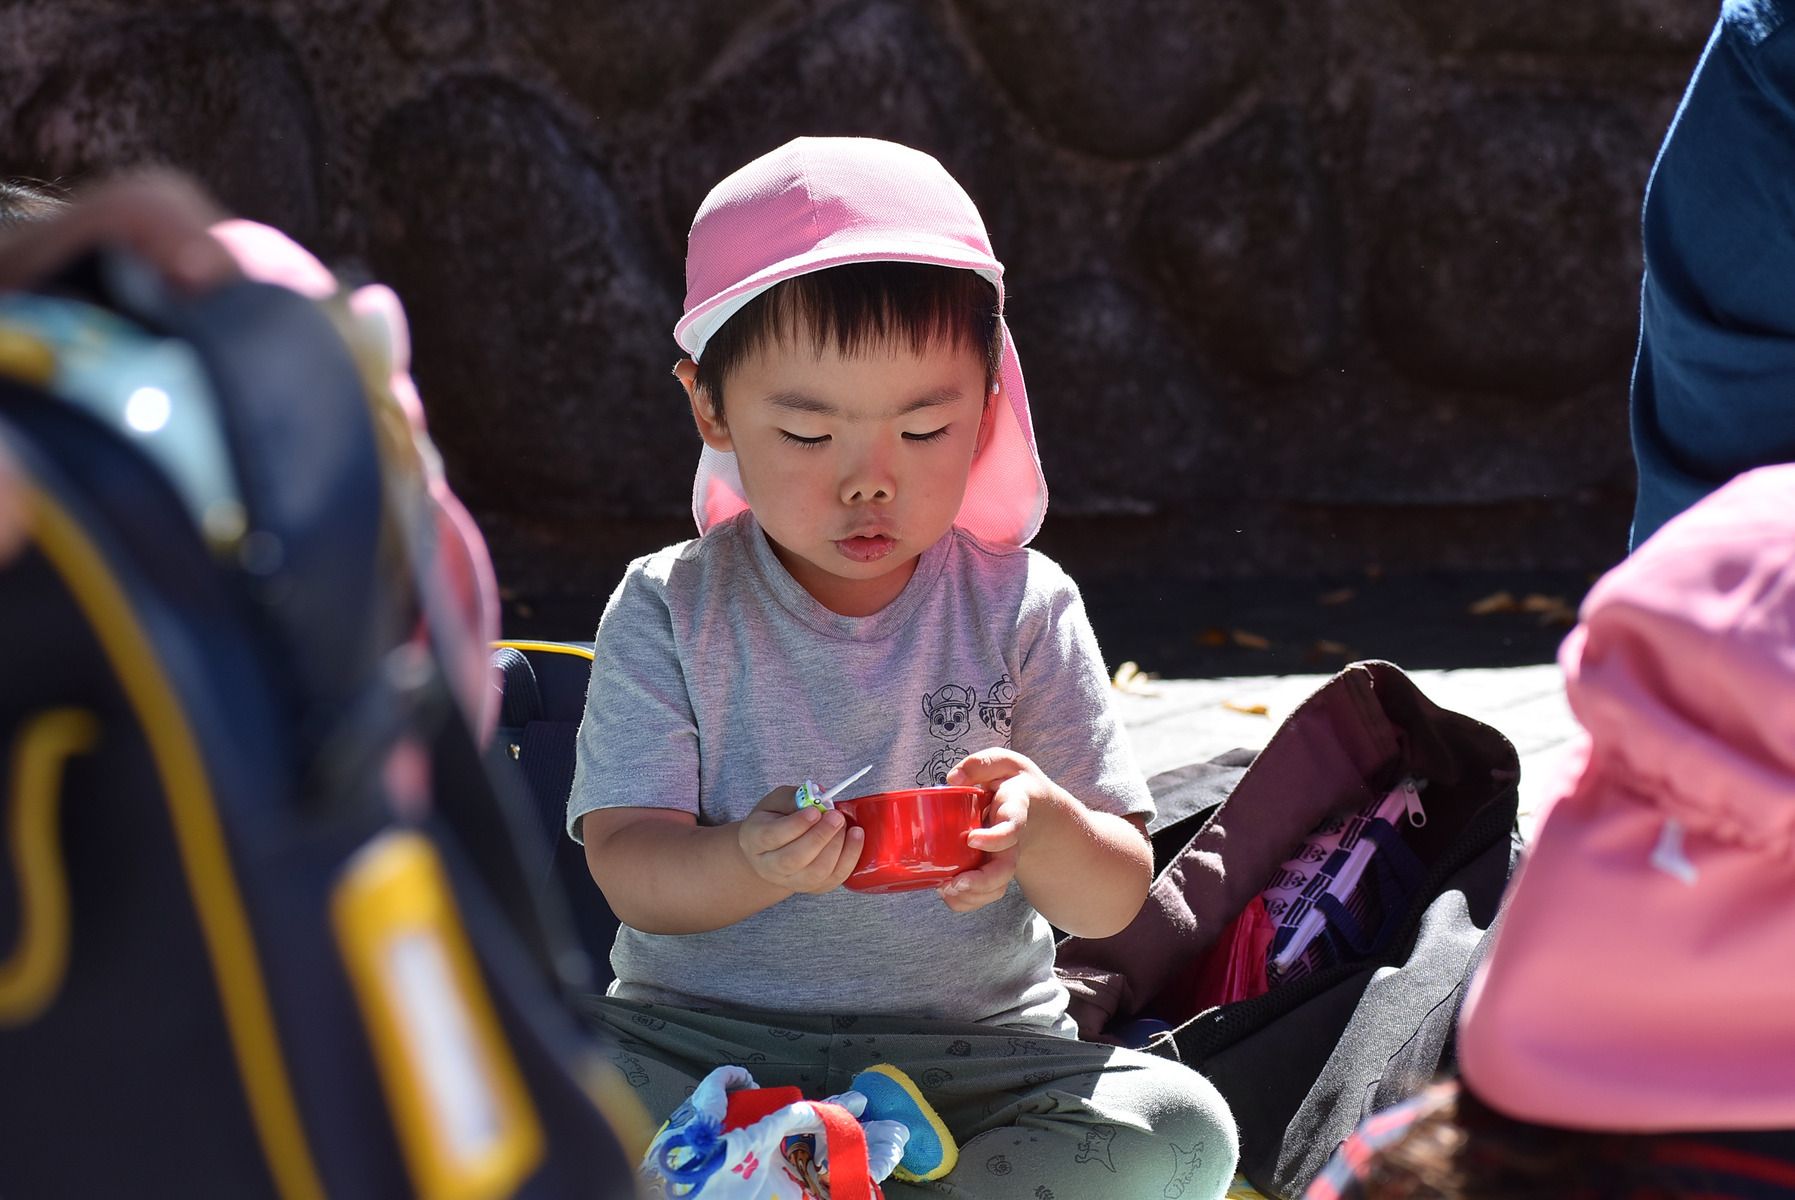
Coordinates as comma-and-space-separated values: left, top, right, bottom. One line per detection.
1519, 593, 1577, 626
1222, 700, 1270, 716
1111, 660, 1160, 696
1469, 590, 1519, 615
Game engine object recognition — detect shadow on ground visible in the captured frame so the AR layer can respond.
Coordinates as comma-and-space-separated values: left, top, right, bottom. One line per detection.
1074, 568, 1594, 676
500, 567, 1595, 676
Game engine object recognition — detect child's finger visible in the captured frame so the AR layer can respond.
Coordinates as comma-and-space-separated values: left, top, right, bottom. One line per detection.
944, 747, 1030, 787
967, 821, 1020, 851
752, 784, 803, 815
967, 787, 1027, 850
949, 858, 1011, 893
810, 824, 865, 891
938, 877, 1006, 912
740, 804, 825, 854
764, 808, 848, 874
937, 849, 1018, 908
784, 823, 861, 893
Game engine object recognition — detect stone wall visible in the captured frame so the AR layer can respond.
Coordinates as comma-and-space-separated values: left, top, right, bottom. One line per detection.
0, 0, 1715, 602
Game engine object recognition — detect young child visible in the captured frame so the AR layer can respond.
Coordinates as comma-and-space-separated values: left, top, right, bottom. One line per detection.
568, 137, 1237, 1200
1305, 463, 1795, 1200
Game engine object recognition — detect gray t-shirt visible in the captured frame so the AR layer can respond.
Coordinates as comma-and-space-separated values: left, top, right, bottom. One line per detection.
568, 513, 1153, 1033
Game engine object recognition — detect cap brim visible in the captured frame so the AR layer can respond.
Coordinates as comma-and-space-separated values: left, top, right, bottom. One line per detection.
676, 234, 1002, 359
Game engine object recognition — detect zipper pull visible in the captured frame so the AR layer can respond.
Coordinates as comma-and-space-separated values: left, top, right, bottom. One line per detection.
1650, 817, 1698, 886
1399, 777, 1427, 828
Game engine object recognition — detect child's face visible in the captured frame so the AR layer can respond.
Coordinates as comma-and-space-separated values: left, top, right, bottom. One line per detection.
682, 333, 991, 616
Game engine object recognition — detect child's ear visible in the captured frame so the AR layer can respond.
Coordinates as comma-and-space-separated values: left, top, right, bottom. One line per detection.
676, 358, 734, 453
974, 382, 999, 455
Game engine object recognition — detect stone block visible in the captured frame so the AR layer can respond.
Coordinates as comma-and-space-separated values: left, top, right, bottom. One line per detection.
1136, 107, 1342, 382
0, 0, 1711, 585
661, 0, 1011, 248
1006, 275, 1221, 513
1369, 90, 1649, 398
381, 0, 482, 59
520, 0, 776, 117
1397, 0, 1713, 57
951, 0, 1273, 158
6, 13, 322, 242
365, 77, 690, 521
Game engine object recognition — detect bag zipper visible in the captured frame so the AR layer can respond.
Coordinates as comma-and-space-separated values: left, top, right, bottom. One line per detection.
1171, 783, 1519, 1067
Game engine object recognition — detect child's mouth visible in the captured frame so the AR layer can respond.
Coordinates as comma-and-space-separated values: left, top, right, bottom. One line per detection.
835, 534, 896, 563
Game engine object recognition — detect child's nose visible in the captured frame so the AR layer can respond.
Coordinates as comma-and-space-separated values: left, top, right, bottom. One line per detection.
844, 480, 892, 504
840, 447, 896, 504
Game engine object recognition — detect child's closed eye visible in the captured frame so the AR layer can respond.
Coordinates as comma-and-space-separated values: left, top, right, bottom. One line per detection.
778, 430, 831, 448
902, 426, 950, 444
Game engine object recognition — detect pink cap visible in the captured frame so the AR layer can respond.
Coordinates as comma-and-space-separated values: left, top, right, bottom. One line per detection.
1457, 463, 1795, 1131
208, 219, 502, 744
677, 137, 1047, 546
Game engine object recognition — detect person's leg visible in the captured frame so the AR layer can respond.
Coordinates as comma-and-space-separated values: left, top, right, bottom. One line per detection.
579, 996, 836, 1124
821, 1018, 1237, 1200
580, 1001, 1237, 1198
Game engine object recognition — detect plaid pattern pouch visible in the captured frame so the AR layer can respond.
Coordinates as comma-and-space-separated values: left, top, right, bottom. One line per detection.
1263, 779, 1428, 985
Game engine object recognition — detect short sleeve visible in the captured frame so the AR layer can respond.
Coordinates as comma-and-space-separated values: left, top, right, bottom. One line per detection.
566, 563, 700, 842
1009, 561, 1155, 822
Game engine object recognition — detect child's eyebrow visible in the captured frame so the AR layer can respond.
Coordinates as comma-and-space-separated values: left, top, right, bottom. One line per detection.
765, 388, 967, 419
766, 392, 838, 414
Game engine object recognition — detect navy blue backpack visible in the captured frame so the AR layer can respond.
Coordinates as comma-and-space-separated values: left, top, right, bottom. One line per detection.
0, 251, 641, 1199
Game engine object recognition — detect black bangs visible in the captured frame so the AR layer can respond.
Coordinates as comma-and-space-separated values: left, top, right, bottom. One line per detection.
693, 261, 1001, 411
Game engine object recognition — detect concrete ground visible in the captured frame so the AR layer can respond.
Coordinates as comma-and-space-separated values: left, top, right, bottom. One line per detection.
1116, 664, 1577, 841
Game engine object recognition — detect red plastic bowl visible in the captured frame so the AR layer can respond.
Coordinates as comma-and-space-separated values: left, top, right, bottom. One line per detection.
835, 786, 990, 894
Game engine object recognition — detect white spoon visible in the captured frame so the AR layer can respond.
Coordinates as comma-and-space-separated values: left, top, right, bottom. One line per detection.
797, 763, 873, 811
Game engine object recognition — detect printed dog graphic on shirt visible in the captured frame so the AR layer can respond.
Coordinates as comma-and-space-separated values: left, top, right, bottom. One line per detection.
925, 684, 976, 740
917, 683, 977, 786
1074, 1124, 1118, 1172
1164, 1140, 1206, 1198
978, 675, 1016, 742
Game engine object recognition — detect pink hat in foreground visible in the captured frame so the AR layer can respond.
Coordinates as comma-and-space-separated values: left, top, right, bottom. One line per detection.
677, 137, 1047, 546
1457, 463, 1795, 1131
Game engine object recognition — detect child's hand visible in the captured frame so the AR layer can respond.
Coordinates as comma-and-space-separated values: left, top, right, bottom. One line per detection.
738, 786, 865, 895
0, 169, 239, 294
936, 749, 1056, 913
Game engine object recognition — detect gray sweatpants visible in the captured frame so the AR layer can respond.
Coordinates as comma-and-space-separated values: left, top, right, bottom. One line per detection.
583, 996, 1237, 1200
